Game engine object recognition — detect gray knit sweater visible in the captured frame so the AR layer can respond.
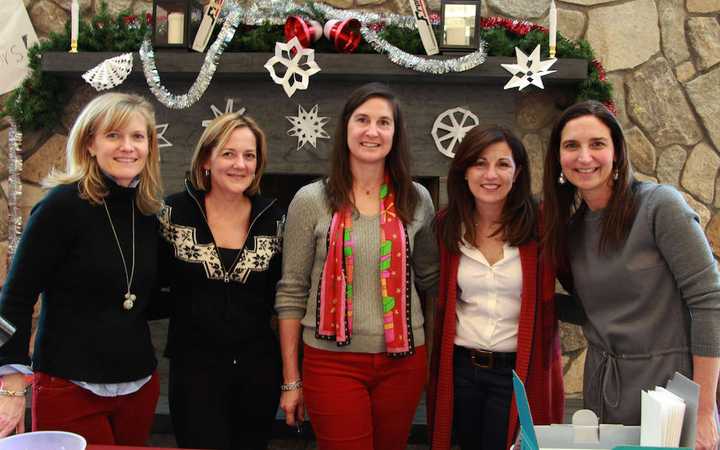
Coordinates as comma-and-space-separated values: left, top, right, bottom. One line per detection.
567, 182, 720, 424
275, 180, 439, 353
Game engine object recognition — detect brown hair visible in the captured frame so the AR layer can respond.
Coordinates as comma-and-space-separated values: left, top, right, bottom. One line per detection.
44, 92, 163, 215
542, 100, 637, 266
325, 82, 418, 223
438, 126, 536, 253
189, 112, 267, 195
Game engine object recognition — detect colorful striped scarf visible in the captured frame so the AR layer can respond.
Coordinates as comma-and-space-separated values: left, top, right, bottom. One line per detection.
316, 175, 414, 356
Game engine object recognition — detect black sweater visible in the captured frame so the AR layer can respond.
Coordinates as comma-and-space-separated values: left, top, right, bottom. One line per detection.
0, 181, 158, 383
158, 181, 285, 360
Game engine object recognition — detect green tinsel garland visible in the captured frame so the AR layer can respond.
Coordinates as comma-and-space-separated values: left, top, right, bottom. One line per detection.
3, 2, 612, 131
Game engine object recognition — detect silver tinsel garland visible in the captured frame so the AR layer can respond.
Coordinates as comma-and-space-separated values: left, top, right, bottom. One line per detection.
237, 0, 416, 28
312, 3, 417, 28
139, 0, 242, 109
7, 119, 23, 258
359, 26, 487, 74
313, 2, 488, 74
140, 0, 489, 107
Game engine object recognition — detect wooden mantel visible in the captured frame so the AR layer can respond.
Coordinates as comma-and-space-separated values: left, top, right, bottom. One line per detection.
41, 51, 587, 202
42, 51, 588, 83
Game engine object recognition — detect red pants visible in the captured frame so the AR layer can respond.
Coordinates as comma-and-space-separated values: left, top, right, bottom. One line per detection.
32, 371, 160, 446
303, 344, 426, 450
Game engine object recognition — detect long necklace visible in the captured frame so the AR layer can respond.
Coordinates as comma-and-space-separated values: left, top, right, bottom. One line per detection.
103, 199, 136, 310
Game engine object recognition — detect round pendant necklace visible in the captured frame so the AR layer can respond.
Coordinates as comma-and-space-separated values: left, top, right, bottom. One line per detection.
103, 199, 136, 310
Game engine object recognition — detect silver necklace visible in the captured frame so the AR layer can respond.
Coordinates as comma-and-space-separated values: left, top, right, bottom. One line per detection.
103, 199, 136, 310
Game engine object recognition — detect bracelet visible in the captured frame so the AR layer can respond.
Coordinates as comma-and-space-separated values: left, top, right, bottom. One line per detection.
280, 379, 303, 391
0, 387, 27, 397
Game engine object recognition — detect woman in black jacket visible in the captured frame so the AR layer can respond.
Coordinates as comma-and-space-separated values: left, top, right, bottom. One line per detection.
158, 112, 284, 450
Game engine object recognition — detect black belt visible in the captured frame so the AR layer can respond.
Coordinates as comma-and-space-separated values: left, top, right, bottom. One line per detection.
454, 345, 516, 369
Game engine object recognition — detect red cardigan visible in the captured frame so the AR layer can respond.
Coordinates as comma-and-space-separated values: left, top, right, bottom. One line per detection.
427, 233, 565, 450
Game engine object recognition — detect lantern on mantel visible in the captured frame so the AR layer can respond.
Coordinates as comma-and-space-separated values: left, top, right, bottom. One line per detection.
439, 0, 482, 52
152, 0, 204, 49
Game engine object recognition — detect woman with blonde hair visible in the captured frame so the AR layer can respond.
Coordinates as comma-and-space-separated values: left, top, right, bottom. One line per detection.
0, 92, 164, 445
158, 112, 285, 450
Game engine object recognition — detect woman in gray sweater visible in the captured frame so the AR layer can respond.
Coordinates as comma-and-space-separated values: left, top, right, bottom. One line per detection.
275, 83, 438, 450
542, 100, 720, 450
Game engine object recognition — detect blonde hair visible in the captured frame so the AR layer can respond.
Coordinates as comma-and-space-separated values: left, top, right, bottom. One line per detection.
44, 93, 163, 215
189, 112, 267, 196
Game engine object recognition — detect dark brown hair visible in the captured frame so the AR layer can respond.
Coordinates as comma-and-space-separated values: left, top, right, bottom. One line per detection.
325, 82, 418, 223
542, 100, 637, 266
438, 126, 536, 253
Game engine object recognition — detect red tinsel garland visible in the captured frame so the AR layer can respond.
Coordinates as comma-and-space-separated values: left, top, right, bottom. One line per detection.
480, 16, 546, 35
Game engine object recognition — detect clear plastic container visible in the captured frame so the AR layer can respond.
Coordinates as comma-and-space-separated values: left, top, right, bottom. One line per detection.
0, 431, 86, 450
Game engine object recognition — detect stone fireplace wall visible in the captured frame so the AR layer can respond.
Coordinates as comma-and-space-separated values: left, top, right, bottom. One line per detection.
1, 0, 719, 399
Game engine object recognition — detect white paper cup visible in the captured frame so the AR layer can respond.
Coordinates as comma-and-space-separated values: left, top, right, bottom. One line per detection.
0, 431, 86, 450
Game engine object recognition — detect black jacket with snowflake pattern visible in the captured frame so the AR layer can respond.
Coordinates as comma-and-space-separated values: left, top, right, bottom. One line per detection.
158, 180, 285, 360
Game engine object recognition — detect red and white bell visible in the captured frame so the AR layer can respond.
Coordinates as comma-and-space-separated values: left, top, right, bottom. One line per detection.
323, 18, 362, 53
284, 16, 323, 48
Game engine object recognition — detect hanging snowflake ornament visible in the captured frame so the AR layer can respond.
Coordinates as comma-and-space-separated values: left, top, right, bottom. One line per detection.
82, 53, 134, 91
286, 104, 330, 150
264, 37, 321, 98
201, 99, 246, 127
431, 107, 479, 158
156, 123, 172, 149
501, 45, 557, 91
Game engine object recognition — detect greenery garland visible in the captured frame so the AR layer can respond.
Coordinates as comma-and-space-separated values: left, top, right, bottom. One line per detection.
2, 1, 612, 131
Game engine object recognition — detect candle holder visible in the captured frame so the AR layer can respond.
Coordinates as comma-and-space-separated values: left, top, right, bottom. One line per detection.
549, 0, 557, 58
152, 0, 204, 49
439, 0, 482, 53
69, 0, 79, 53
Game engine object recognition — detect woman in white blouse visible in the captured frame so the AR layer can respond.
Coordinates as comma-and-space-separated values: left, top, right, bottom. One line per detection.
428, 126, 564, 450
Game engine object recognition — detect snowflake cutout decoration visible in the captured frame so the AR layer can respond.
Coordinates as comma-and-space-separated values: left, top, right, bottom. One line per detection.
156, 123, 172, 149
287, 104, 330, 150
201, 98, 246, 127
501, 45, 557, 91
82, 53, 134, 91
264, 37, 321, 98
431, 107, 479, 158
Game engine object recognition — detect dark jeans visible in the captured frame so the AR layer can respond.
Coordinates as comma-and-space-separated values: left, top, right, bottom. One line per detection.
169, 346, 281, 450
453, 350, 514, 450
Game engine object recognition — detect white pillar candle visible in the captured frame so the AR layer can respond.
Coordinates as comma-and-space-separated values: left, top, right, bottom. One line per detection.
549, 0, 557, 58
445, 26, 466, 46
168, 12, 185, 45
70, 0, 79, 52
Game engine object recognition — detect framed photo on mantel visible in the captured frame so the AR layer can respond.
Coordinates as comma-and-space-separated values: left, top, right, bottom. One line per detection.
440, 0, 482, 53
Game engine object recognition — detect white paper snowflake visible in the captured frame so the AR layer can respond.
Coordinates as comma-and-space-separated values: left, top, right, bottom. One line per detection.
156, 123, 172, 149
201, 99, 246, 127
286, 104, 330, 150
264, 37, 321, 98
82, 53, 134, 91
431, 107, 479, 158
501, 45, 557, 91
